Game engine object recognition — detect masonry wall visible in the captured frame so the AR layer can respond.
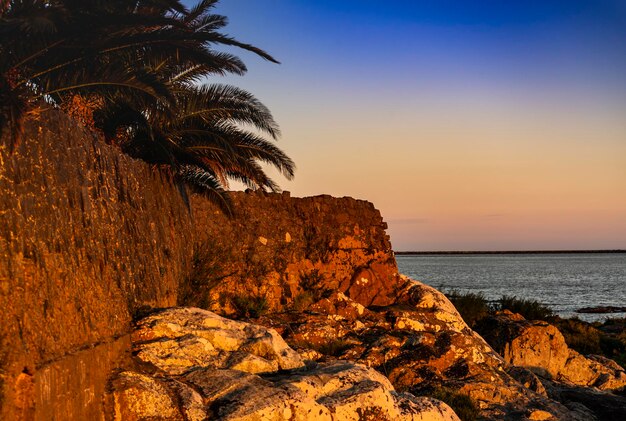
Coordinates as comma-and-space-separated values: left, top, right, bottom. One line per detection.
0, 111, 194, 420
188, 191, 401, 315
0, 112, 399, 420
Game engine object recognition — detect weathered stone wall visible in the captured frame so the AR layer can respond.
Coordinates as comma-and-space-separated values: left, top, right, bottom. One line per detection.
0, 111, 194, 420
188, 191, 400, 315
0, 111, 401, 419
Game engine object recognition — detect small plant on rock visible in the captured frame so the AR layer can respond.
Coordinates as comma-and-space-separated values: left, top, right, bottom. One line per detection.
179, 239, 234, 309
555, 317, 602, 355
231, 294, 268, 319
445, 290, 491, 327
300, 269, 324, 291
292, 291, 316, 312
317, 339, 353, 357
496, 295, 555, 321
423, 386, 479, 421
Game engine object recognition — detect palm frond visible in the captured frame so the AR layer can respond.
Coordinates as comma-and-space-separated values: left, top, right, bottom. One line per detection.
178, 164, 232, 215
177, 84, 280, 138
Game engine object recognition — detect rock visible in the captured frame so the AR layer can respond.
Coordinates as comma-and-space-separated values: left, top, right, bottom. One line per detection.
266, 279, 577, 420
162, 379, 207, 421
475, 311, 626, 390
547, 383, 626, 421
188, 192, 400, 316
507, 366, 548, 397
113, 309, 461, 421
527, 409, 555, 420
338, 263, 408, 307
111, 372, 184, 421
132, 307, 304, 375
576, 306, 626, 314
309, 291, 369, 321
182, 363, 461, 421
117, 285, 625, 421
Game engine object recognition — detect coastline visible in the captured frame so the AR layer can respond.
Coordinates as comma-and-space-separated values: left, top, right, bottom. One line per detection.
396, 249, 626, 255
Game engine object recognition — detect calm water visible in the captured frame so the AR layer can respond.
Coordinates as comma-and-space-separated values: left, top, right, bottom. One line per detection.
396, 253, 626, 322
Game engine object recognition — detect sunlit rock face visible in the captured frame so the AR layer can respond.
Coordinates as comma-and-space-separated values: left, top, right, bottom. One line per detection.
475, 311, 626, 391
182, 191, 626, 419
114, 307, 460, 421
0, 111, 193, 421
475, 311, 626, 420
186, 191, 404, 314
132, 307, 304, 375
257, 278, 587, 421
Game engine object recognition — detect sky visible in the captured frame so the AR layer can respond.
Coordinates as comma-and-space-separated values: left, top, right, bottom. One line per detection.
185, 0, 626, 251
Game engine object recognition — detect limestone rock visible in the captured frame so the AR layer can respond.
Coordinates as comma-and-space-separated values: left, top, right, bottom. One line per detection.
132, 307, 304, 375
263, 279, 583, 420
507, 366, 548, 397
338, 263, 407, 307
527, 409, 555, 420
401, 278, 470, 334
113, 309, 460, 421
119, 282, 624, 421
475, 311, 626, 390
310, 291, 369, 321
182, 362, 461, 421
162, 379, 207, 421
545, 382, 626, 420
188, 191, 400, 316
111, 372, 184, 421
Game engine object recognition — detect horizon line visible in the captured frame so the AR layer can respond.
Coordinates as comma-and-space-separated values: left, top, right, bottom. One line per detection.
395, 249, 626, 255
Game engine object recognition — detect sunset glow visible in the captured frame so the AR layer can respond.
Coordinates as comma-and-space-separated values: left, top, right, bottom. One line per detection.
207, 0, 626, 250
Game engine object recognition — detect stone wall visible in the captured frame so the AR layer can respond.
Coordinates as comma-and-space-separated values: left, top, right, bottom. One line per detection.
188, 191, 400, 315
0, 111, 194, 420
0, 111, 400, 419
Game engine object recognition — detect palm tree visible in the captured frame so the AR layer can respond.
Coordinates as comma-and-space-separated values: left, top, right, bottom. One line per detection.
1, 0, 293, 209
97, 83, 295, 211
0, 0, 185, 144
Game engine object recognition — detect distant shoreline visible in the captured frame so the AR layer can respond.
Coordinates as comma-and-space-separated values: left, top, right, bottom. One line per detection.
395, 250, 626, 255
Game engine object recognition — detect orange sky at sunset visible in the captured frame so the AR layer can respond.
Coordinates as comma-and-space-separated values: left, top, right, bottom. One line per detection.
266, 95, 626, 250
212, 0, 626, 251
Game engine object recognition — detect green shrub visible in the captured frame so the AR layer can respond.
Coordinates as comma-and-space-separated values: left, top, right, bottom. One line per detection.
179, 239, 233, 309
316, 339, 353, 357
231, 295, 268, 319
300, 269, 324, 291
496, 295, 554, 321
293, 269, 330, 310
303, 226, 332, 262
555, 317, 602, 355
445, 291, 491, 327
292, 291, 316, 312
597, 319, 626, 369
425, 387, 479, 421
293, 339, 353, 357
599, 318, 626, 368
444, 291, 557, 326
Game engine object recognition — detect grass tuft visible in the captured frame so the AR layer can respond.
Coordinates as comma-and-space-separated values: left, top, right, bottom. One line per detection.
423, 386, 479, 421
496, 295, 554, 321
231, 295, 268, 319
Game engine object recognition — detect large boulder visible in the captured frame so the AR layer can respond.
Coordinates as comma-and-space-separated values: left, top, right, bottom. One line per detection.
132, 307, 304, 375
475, 311, 626, 390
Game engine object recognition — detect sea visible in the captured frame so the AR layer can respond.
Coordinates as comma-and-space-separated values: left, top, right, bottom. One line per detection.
396, 253, 626, 323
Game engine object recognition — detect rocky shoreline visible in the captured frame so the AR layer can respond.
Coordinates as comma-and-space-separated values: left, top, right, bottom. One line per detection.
1, 114, 625, 420
112, 277, 626, 420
